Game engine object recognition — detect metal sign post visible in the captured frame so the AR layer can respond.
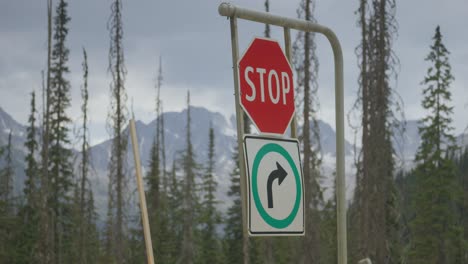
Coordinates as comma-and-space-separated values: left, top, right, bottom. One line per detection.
219, 3, 347, 263
228, 16, 250, 264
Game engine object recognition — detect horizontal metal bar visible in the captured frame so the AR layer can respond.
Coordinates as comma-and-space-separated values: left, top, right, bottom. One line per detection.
219, 2, 328, 35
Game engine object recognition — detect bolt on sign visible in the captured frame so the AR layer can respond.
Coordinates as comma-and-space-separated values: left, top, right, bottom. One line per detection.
238, 37, 295, 135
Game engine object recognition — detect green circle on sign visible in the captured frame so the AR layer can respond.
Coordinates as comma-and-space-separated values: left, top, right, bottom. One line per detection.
252, 143, 301, 229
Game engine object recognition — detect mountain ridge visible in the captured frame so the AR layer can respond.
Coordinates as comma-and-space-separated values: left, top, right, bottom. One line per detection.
2, 105, 467, 217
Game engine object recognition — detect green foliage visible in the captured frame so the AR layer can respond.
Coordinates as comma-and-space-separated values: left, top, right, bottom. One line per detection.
0, 132, 14, 209
408, 26, 465, 263
0, 132, 16, 264
14, 91, 41, 264
319, 195, 337, 264
70, 48, 100, 264
197, 126, 222, 263
166, 161, 183, 262
24, 91, 39, 208
223, 147, 243, 264
457, 147, 468, 262
146, 139, 161, 242
350, 0, 401, 262
46, 1, 75, 262
179, 91, 201, 264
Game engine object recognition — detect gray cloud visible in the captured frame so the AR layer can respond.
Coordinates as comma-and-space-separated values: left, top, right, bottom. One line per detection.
1, 0, 467, 145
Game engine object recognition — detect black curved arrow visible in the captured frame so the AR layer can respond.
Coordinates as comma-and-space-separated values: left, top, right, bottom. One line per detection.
267, 162, 288, 208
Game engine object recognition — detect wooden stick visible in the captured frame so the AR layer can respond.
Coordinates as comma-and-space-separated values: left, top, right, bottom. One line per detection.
129, 118, 155, 264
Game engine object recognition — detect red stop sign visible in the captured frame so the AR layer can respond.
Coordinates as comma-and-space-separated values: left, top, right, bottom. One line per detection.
238, 37, 295, 135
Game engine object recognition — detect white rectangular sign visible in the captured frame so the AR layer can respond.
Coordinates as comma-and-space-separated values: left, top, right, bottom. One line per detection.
244, 135, 304, 236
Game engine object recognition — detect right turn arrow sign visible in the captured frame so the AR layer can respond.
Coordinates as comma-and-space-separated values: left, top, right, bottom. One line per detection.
267, 161, 288, 208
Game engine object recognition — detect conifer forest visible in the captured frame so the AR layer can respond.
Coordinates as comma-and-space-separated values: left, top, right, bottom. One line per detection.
0, 0, 467, 263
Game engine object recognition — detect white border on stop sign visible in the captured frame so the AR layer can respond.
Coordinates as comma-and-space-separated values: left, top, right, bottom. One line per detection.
237, 36, 296, 137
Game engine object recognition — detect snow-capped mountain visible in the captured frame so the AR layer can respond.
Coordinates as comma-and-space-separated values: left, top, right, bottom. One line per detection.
2, 105, 467, 217
87, 106, 237, 215
87, 106, 356, 214
0, 107, 28, 193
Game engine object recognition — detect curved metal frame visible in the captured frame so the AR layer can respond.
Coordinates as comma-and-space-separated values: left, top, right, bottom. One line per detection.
219, 3, 347, 263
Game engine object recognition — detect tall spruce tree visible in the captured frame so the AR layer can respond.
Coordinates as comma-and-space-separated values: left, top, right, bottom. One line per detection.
224, 146, 244, 264
38, 1, 54, 261
167, 160, 182, 262
0, 132, 15, 263
0, 132, 14, 213
74, 48, 99, 264
198, 125, 222, 263
457, 147, 468, 262
320, 192, 338, 264
24, 91, 39, 223
16, 91, 41, 263
105, 0, 129, 262
351, 0, 401, 262
47, 0, 74, 262
146, 109, 161, 254
292, 0, 323, 262
408, 26, 464, 264
146, 56, 174, 261
146, 60, 162, 220
180, 91, 199, 264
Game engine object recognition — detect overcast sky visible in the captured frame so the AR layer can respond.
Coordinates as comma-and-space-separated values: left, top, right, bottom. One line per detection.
1, 0, 467, 145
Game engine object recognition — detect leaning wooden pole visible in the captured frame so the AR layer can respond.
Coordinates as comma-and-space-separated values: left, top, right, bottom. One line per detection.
129, 118, 155, 264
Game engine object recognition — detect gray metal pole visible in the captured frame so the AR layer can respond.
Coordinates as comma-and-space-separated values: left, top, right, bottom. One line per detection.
219, 3, 347, 264
229, 16, 250, 264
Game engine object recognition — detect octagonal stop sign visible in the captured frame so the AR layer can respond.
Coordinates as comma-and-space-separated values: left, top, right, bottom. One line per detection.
239, 37, 295, 135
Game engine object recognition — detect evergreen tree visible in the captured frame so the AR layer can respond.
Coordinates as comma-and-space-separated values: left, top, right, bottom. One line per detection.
224, 146, 244, 264
37, 1, 53, 262
0, 132, 15, 263
146, 137, 161, 248
319, 182, 338, 264
146, 102, 160, 211
350, 0, 401, 262
180, 91, 199, 264
157, 58, 168, 193
198, 125, 222, 263
85, 189, 99, 262
148, 58, 175, 262
457, 147, 468, 262
0, 132, 14, 213
16, 91, 41, 263
160, 103, 168, 191
166, 160, 182, 262
47, 1, 75, 262
127, 215, 146, 264
292, 0, 323, 262
73, 48, 99, 264
408, 26, 465, 264
224, 87, 259, 264
105, 0, 129, 262
24, 91, 39, 221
